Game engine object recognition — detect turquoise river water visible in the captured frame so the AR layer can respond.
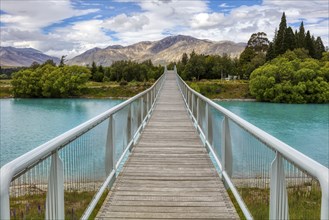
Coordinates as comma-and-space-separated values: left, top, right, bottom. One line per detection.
0, 99, 328, 168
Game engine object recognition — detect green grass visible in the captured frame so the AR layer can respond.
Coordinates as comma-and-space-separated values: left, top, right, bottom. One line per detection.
228, 186, 321, 220
81, 81, 152, 98
10, 191, 98, 220
0, 79, 153, 99
0, 79, 13, 98
187, 79, 253, 99
89, 189, 109, 219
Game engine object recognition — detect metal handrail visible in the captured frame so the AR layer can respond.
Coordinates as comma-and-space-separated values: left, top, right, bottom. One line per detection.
175, 67, 329, 219
0, 70, 166, 219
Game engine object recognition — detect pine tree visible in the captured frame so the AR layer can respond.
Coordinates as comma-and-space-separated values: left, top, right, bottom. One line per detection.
181, 53, 188, 65
59, 55, 66, 67
314, 37, 325, 59
305, 31, 315, 58
266, 42, 276, 61
284, 27, 296, 51
297, 21, 306, 48
274, 12, 287, 55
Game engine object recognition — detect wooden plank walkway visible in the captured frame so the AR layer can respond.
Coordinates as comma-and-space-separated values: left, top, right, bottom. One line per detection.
96, 71, 239, 219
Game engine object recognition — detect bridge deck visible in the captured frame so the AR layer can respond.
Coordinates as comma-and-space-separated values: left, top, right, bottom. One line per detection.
96, 72, 239, 219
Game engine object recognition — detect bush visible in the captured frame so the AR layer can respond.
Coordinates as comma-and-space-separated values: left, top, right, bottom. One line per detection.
250, 51, 329, 103
12, 65, 90, 98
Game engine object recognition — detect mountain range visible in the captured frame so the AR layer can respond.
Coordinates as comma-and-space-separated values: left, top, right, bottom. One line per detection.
0, 47, 60, 67
68, 35, 246, 66
0, 35, 246, 67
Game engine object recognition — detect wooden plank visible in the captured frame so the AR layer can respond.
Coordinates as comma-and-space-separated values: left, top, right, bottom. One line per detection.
97, 212, 235, 219
96, 71, 239, 219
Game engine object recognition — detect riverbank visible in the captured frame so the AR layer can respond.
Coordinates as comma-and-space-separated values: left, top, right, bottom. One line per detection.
1, 79, 254, 100
0, 80, 153, 99
187, 79, 254, 100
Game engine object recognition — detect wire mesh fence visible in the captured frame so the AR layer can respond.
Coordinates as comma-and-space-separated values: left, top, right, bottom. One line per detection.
1, 72, 166, 219
176, 71, 327, 220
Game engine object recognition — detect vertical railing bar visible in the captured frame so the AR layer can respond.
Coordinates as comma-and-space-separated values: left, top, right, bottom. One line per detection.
196, 97, 199, 128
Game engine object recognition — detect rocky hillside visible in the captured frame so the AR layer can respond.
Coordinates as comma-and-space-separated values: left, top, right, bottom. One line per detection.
0, 47, 60, 67
68, 35, 246, 66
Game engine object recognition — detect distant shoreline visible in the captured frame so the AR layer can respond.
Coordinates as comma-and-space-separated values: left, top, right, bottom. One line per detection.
213, 98, 257, 102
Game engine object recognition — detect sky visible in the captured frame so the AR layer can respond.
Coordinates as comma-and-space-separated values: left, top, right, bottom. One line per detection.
1, 0, 328, 58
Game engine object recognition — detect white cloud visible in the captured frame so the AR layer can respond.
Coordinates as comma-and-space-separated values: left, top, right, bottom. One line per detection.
0, 0, 98, 30
1, 0, 328, 58
190, 13, 225, 29
219, 3, 232, 8
103, 14, 149, 32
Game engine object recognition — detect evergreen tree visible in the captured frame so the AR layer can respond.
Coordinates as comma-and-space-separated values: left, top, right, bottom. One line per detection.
98, 64, 104, 74
42, 59, 57, 67
274, 12, 287, 55
284, 27, 296, 51
91, 61, 97, 75
297, 21, 306, 48
59, 55, 66, 67
314, 37, 325, 59
266, 42, 276, 61
181, 53, 188, 65
305, 31, 315, 58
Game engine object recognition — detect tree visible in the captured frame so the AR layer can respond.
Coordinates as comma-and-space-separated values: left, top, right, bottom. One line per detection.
30, 61, 40, 69
250, 49, 329, 103
274, 12, 287, 55
297, 21, 306, 48
305, 31, 315, 58
90, 61, 104, 82
42, 59, 57, 67
284, 27, 296, 51
246, 32, 270, 53
314, 37, 325, 59
59, 55, 66, 67
181, 53, 188, 65
11, 65, 90, 98
266, 42, 276, 61
239, 32, 268, 78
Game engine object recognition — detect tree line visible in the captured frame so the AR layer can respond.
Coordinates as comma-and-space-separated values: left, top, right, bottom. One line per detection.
10, 58, 163, 97
89, 60, 163, 83
266, 13, 326, 61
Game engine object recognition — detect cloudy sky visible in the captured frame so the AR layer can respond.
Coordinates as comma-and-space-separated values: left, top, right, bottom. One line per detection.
1, 0, 328, 58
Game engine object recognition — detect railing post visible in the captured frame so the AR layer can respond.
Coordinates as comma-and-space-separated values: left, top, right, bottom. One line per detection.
141, 96, 144, 128
187, 90, 190, 109
105, 116, 115, 176
207, 104, 213, 148
131, 103, 135, 143
146, 92, 149, 114
269, 152, 289, 220
205, 103, 209, 141
126, 104, 132, 149
196, 97, 199, 127
45, 150, 64, 219
221, 117, 232, 177
153, 87, 156, 103
191, 93, 194, 118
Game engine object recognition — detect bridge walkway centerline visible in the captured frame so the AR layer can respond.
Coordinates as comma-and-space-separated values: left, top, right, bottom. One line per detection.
96, 71, 239, 219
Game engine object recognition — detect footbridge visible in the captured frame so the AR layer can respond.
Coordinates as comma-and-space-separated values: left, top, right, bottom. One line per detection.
1, 67, 328, 219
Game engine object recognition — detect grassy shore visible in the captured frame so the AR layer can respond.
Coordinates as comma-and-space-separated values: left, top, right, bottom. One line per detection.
0, 79, 12, 98
10, 189, 109, 219
1, 79, 253, 100
0, 80, 153, 99
228, 186, 321, 219
81, 81, 153, 98
187, 79, 254, 100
